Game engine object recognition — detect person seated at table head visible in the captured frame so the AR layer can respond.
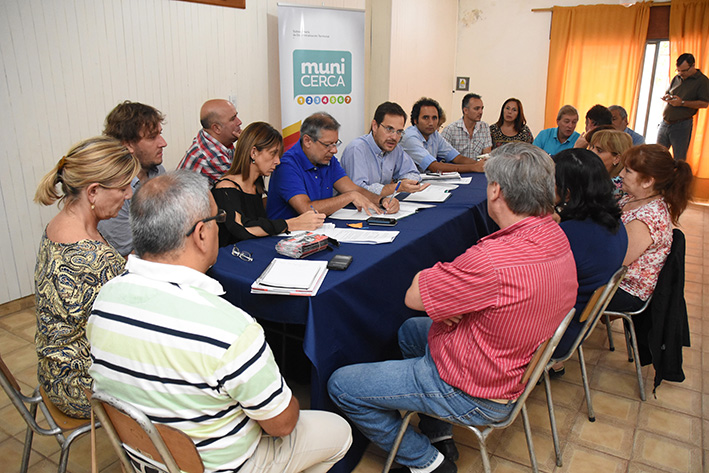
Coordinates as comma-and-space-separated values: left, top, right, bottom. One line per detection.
440, 93, 492, 159
212, 122, 325, 246
550, 148, 628, 366
267, 112, 398, 219
98, 100, 167, 256
489, 97, 535, 149
609, 104, 645, 145
34, 136, 140, 418
574, 104, 613, 149
178, 98, 243, 183
401, 97, 486, 173
606, 145, 692, 313
341, 101, 429, 197
328, 142, 577, 473
87, 170, 352, 472
533, 104, 580, 155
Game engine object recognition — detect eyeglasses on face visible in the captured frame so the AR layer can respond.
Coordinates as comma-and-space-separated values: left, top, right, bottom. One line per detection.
311, 137, 342, 150
185, 209, 226, 236
231, 245, 253, 262
379, 125, 405, 137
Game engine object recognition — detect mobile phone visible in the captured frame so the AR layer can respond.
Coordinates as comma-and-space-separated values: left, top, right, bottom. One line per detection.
367, 217, 397, 226
327, 254, 353, 270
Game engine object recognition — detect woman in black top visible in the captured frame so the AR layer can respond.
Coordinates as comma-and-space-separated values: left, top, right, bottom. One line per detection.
212, 122, 324, 246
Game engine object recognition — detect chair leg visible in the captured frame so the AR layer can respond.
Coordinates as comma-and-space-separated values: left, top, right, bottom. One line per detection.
20, 398, 41, 473
477, 434, 492, 473
577, 346, 595, 422
624, 319, 646, 401
520, 405, 539, 473
622, 320, 634, 362
604, 314, 615, 351
542, 371, 562, 467
382, 411, 416, 473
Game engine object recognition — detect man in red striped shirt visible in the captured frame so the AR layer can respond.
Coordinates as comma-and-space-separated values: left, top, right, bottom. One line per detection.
329, 142, 577, 473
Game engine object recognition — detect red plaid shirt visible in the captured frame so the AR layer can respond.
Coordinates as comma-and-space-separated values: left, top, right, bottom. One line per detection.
178, 129, 235, 183
419, 215, 577, 400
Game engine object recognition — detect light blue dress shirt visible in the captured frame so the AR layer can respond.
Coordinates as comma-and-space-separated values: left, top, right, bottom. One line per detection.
400, 126, 460, 171
340, 133, 420, 195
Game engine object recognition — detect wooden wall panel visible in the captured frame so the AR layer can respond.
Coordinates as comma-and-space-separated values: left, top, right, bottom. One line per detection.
0, 0, 364, 304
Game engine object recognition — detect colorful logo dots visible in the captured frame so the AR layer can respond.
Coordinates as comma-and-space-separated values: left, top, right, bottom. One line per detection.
296, 95, 352, 106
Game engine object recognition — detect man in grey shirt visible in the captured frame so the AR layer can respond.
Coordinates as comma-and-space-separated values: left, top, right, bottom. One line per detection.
97, 101, 167, 256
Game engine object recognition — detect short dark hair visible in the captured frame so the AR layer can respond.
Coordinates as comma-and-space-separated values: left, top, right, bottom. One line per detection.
300, 112, 340, 143
585, 104, 613, 127
552, 148, 622, 232
462, 93, 482, 111
104, 101, 165, 143
677, 53, 695, 67
373, 102, 406, 125
410, 97, 443, 125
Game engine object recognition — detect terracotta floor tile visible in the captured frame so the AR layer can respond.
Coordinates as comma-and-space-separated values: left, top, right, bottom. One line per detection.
49, 426, 116, 473
490, 425, 556, 473
569, 415, 634, 459
591, 365, 645, 400
2, 344, 38, 373
684, 289, 702, 306
523, 396, 575, 438
646, 382, 703, 416
638, 403, 702, 445
0, 310, 35, 332
0, 436, 44, 472
631, 430, 702, 473
556, 443, 627, 473
587, 391, 640, 424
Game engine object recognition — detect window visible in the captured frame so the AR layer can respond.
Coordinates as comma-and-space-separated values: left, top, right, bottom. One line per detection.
634, 42, 670, 144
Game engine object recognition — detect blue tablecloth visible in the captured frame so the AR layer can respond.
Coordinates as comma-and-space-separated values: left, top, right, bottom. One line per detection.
208, 173, 496, 472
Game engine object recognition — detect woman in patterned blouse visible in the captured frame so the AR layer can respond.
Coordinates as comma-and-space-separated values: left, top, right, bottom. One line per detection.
33, 136, 139, 418
606, 145, 692, 312
489, 98, 534, 149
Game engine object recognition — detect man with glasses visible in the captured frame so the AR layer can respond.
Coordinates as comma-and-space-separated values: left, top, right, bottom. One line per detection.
659, 53, 709, 161
402, 97, 486, 174
341, 102, 428, 197
267, 112, 399, 219
88, 170, 352, 473
441, 93, 492, 160
609, 105, 645, 146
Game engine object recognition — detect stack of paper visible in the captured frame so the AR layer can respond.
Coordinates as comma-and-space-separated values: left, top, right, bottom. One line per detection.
317, 227, 399, 244
420, 171, 461, 180
402, 185, 453, 202
251, 258, 328, 296
329, 202, 434, 221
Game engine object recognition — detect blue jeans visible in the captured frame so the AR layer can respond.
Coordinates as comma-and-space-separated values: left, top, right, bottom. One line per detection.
657, 118, 693, 161
328, 318, 514, 468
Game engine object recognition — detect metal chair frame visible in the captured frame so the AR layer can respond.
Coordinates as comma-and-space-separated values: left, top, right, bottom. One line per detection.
0, 354, 93, 473
543, 266, 627, 467
90, 389, 204, 473
382, 308, 576, 473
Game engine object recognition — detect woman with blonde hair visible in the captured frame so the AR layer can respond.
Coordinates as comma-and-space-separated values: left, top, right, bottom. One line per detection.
212, 121, 324, 246
588, 129, 633, 178
34, 136, 139, 418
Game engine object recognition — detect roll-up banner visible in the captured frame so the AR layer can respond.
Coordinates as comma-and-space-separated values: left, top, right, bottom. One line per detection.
277, 4, 365, 152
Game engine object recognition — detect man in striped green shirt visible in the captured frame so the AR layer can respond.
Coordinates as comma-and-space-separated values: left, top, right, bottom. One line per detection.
87, 170, 351, 472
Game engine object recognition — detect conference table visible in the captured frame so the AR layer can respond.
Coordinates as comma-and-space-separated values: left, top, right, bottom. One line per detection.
208, 173, 497, 472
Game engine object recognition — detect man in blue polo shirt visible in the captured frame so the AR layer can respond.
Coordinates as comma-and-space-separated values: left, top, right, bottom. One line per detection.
267, 112, 399, 219
533, 105, 580, 155
401, 97, 485, 173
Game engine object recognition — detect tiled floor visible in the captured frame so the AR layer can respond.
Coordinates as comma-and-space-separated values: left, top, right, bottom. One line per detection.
1, 204, 707, 472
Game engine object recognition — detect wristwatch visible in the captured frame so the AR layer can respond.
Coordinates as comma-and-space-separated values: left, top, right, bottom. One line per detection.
682, 100, 685, 106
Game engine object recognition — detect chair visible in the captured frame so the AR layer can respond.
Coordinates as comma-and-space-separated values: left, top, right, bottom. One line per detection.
382, 308, 576, 473
90, 389, 204, 473
0, 354, 93, 473
542, 266, 627, 467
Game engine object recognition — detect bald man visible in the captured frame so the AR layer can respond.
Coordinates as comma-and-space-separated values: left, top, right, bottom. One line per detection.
178, 99, 243, 183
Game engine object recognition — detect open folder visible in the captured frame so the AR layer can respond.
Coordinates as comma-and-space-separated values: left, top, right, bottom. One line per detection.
251, 258, 328, 296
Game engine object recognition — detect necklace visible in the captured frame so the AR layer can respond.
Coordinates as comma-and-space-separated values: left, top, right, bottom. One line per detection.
623, 194, 659, 208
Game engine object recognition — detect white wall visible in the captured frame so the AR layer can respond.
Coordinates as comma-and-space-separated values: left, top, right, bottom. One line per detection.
0, 0, 364, 304
453, 0, 621, 136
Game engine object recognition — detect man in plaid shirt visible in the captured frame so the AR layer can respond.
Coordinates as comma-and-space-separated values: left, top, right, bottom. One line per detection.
178, 99, 242, 183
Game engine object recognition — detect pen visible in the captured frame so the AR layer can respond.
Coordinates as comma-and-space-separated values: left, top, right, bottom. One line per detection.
310, 205, 318, 214
386, 181, 401, 206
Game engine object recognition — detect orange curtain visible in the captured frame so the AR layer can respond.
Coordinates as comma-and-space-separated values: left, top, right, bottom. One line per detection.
544, 3, 650, 128
670, 0, 709, 200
